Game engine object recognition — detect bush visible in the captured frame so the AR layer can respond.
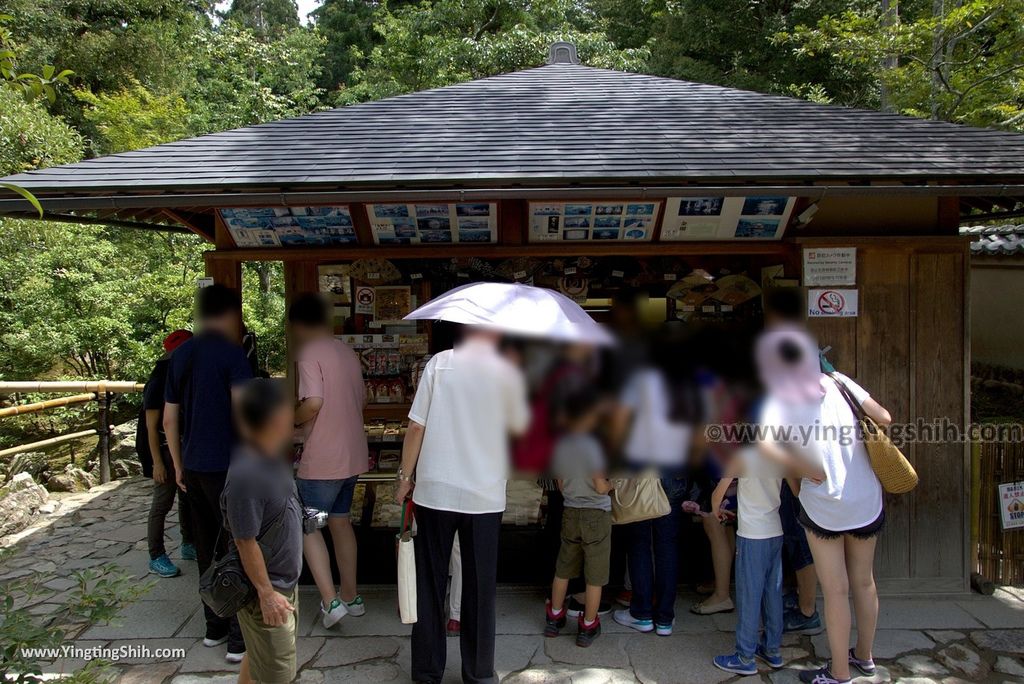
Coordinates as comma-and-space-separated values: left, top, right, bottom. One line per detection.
0, 87, 82, 176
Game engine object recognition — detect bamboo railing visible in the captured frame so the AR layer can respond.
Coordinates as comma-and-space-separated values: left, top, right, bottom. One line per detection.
0, 381, 144, 484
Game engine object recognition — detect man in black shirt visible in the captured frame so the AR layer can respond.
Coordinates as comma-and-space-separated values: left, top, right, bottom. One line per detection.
138, 329, 196, 578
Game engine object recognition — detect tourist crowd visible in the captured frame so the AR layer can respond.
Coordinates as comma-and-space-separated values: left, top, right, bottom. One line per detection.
139, 284, 890, 684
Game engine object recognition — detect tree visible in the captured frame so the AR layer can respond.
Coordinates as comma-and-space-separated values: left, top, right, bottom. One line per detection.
340, 0, 648, 103
311, 0, 385, 92
76, 82, 190, 155
782, 0, 1024, 129
222, 0, 301, 37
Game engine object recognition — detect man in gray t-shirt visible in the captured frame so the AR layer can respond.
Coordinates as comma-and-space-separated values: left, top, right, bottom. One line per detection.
221, 446, 303, 589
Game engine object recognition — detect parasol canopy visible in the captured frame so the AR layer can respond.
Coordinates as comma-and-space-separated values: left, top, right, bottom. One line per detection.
404, 282, 615, 345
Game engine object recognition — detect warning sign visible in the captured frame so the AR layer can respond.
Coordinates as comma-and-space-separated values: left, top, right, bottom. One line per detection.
808, 289, 858, 318
354, 286, 375, 315
999, 481, 1024, 530
803, 247, 856, 286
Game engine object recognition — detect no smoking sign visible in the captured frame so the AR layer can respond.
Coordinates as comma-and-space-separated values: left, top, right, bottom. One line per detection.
808, 288, 858, 318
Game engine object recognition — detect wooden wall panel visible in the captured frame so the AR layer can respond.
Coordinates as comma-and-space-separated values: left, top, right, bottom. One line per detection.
912, 251, 967, 582
858, 250, 912, 579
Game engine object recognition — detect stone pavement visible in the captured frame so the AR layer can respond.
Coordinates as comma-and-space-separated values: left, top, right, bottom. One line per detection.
1, 478, 1023, 684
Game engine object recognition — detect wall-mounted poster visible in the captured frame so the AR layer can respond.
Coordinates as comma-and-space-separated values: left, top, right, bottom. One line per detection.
528, 201, 660, 242
661, 196, 796, 241
220, 206, 356, 247
366, 203, 497, 244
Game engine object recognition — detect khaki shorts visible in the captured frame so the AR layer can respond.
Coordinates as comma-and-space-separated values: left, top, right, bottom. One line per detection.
237, 586, 298, 684
555, 507, 612, 587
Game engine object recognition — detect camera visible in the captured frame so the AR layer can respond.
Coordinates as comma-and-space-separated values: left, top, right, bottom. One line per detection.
302, 507, 328, 534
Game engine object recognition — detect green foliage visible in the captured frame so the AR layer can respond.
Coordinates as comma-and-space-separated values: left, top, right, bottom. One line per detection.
76, 81, 190, 154
0, 556, 153, 684
340, 0, 648, 103
781, 0, 1024, 129
186, 20, 326, 131
0, 87, 83, 176
222, 0, 300, 37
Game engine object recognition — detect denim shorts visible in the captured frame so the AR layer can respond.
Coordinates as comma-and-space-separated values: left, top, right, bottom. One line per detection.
296, 475, 360, 518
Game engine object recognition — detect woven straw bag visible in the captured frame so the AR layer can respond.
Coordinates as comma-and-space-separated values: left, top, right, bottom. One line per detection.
831, 374, 918, 494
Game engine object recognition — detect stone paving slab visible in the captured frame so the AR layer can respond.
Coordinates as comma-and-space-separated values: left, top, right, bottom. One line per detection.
4, 477, 1024, 684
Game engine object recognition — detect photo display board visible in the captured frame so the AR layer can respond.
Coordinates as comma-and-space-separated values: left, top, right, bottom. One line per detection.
660, 196, 796, 241
220, 206, 356, 247
528, 201, 660, 243
366, 203, 498, 245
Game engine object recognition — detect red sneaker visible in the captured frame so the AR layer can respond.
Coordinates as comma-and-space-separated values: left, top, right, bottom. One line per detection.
446, 619, 460, 637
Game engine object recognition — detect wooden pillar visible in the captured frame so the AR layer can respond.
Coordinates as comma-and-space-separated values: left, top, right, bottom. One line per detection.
283, 260, 320, 396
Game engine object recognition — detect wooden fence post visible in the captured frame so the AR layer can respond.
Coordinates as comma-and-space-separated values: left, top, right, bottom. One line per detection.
98, 385, 111, 484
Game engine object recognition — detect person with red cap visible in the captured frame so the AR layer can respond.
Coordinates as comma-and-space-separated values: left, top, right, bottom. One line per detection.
137, 329, 196, 578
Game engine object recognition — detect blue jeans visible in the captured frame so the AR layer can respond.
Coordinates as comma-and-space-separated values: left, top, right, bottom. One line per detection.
735, 535, 784, 658
626, 474, 687, 625
296, 475, 360, 517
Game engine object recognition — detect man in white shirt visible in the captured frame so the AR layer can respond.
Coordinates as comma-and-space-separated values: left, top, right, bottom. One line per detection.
395, 327, 529, 684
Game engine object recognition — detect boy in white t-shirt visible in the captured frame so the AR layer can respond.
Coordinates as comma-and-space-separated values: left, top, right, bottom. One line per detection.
711, 445, 786, 677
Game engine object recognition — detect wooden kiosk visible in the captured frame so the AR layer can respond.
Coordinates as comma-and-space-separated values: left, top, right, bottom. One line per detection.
5, 43, 1024, 594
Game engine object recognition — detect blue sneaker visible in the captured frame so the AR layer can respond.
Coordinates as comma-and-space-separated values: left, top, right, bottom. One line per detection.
755, 645, 784, 669
180, 542, 197, 561
612, 609, 653, 633
148, 554, 180, 578
783, 591, 799, 611
713, 653, 757, 676
784, 607, 824, 635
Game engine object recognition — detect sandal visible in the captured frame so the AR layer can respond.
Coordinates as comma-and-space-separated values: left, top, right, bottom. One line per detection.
690, 597, 734, 615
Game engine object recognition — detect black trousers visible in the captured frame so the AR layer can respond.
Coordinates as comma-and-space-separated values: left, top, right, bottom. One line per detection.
148, 450, 195, 559
412, 506, 501, 684
183, 468, 244, 651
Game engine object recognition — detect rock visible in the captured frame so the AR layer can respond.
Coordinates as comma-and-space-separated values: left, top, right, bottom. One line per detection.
47, 464, 96, 493
926, 630, 965, 644
0, 472, 50, 536
936, 644, 988, 680
995, 655, 1024, 677
37, 501, 59, 514
107, 420, 140, 463
897, 655, 949, 677
111, 458, 142, 479
3, 452, 50, 483
971, 630, 1024, 655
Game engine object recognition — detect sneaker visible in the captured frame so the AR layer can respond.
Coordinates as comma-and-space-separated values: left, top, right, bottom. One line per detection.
799, 665, 851, 684
565, 596, 612, 618
148, 554, 180, 578
446, 618, 461, 637
614, 589, 632, 606
784, 607, 824, 635
202, 630, 228, 648
343, 595, 366, 617
320, 597, 348, 628
180, 542, 197, 561
783, 591, 799, 611
612, 608, 653, 633
755, 644, 784, 669
576, 615, 601, 647
712, 653, 757, 676
544, 600, 566, 637
225, 646, 245, 664
655, 621, 674, 637
848, 648, 876, 676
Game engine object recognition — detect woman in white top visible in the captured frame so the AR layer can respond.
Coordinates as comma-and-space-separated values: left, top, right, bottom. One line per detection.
757, 329, 891, 684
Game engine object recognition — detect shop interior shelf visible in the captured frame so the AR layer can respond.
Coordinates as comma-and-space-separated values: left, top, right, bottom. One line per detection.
363, 403, 412, 420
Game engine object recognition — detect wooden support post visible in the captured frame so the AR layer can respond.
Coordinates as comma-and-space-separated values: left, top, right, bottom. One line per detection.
98, 388, 112, 484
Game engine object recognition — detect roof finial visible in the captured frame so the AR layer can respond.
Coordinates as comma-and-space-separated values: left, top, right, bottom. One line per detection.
547, 41, 579, 65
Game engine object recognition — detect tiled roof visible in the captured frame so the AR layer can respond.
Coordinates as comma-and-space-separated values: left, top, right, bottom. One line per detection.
961, 224, 1024, 257
5, 63, 1024, 194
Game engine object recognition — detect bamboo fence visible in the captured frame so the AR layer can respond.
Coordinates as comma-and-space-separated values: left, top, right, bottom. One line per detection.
975, 440, 1024, 586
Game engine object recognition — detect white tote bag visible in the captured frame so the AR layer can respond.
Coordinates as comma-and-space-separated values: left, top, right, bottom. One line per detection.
396, 501, 417, 624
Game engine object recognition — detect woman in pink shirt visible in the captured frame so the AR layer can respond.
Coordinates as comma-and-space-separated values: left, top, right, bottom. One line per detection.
290, 294, 369, 629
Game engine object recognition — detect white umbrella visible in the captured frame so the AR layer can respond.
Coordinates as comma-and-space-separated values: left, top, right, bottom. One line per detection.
404, 282, 615, 345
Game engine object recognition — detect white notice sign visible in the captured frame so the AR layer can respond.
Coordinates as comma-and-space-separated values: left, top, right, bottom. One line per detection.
808, 289, 858, 318
999, 481, 1024, 530
803, 247, 856, 286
